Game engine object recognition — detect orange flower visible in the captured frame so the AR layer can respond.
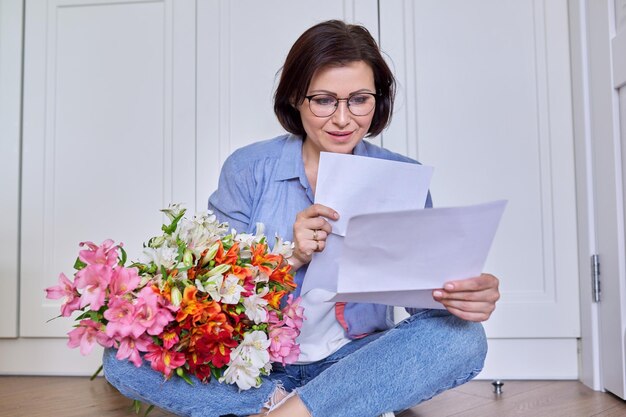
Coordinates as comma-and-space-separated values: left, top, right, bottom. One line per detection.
264, 290, 287, 309
215, 241, 239, 265
176, 286, 222, 324
230, 264, 252, 280
251, 243, 282, 276
269, 264, 296, 291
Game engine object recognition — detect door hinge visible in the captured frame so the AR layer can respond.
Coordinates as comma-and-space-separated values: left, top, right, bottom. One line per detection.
591, 254, 601, 302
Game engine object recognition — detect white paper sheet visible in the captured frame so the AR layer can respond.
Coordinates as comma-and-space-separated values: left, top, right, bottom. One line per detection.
301, 152, 434, 295
314, 152, 434, 236
328, 200, 507, 308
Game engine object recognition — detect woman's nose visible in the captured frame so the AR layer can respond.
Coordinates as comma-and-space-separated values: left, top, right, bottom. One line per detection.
332, 101, 351, 126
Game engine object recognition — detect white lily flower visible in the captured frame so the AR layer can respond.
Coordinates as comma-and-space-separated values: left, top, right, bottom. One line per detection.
249, 266, 268, 284
219, 274, 244, 304
271, 235, 294, 258
234, 223, 266, 247
219, 353, 261, 390
142, 245, 178, 270
175, 217, 215, 257
161, 203, 185, 221
243, 288, 269, 324
202, 274, 224, 302
238, 330, 271, 369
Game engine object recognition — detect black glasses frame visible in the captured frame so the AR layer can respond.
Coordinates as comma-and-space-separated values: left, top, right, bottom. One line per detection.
304, 92, 378, 117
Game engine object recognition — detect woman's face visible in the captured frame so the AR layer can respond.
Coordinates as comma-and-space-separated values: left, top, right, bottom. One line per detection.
298, 61, 376, 155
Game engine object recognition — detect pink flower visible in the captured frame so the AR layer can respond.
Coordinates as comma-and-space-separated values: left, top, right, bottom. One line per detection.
268, 326, 300, 365
116, 334, 151, 367
67, 319, 114, 355
134, 287, 174, 336
161, 329, 180, 350
104, 296, 144, 339
109, 267, 141, 296
45, 273, 81, 317
74, 264, 113, 310
282, 295, 305, 330
144, 344, 186, 378
267, 310, 283, 326
78, 239, 120, 267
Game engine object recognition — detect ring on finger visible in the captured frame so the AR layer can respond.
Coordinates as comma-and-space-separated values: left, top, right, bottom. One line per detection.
312, 229, 319, 241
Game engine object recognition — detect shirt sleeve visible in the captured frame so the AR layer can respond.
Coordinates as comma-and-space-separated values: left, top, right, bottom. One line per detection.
207, 152, 255, 233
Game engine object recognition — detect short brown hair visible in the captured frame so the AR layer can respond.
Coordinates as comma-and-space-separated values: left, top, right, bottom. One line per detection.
274, 20, 395, 138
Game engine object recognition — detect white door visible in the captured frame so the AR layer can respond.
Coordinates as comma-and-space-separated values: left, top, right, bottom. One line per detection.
380, 0, 580, 378
0, 0, 22, 338
195, 0, 379, 206
10, 0, 379, 374
11, 0, 197, 373
584, 0, 626, 400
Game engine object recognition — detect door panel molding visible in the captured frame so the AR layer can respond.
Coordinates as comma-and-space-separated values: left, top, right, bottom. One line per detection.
21, 0, 196, 337
381, 0, 580, 339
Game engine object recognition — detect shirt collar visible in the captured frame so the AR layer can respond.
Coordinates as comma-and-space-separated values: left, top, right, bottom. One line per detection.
274, 134, 372, 181
275, 134, 305, 181
352, 139, 371, 157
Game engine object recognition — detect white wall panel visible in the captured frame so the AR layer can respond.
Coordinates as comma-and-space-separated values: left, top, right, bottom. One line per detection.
0, 0, 23, 338
381, 0, 579, 340
196, 0, 378, 210
21, 0, 196, 337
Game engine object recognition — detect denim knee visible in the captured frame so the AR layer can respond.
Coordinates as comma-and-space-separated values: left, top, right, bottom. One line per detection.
401, 309, 487, 383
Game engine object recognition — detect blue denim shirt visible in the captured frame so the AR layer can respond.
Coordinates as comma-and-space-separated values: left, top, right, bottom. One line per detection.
208, 134, 432, 337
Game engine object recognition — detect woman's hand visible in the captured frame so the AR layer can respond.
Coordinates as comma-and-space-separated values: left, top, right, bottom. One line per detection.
432, 273, 500, 322
289, 204, 338, 271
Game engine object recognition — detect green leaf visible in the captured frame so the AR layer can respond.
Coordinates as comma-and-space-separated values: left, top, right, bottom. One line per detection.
210, 366, 223, 381
144, 405, 155, 417
119, 246, 128, 266
73, 257, 87, 271
74, 310, 89, 320
161, 209, 185, 235
45, 314, 63, 323
176, 367, 194, 385
90, 364, 103, 381
132, 400, 142, 414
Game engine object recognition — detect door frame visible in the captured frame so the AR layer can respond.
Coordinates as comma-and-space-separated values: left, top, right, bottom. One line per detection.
570, 0, 626, 395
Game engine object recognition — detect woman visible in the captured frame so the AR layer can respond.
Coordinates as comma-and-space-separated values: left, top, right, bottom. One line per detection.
104, 20, 499, 417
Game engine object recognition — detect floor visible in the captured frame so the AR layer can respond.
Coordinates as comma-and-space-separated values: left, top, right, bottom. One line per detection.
0, 377, 624, 417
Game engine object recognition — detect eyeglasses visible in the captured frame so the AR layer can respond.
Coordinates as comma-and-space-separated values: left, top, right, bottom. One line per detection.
304, 93, 378, 117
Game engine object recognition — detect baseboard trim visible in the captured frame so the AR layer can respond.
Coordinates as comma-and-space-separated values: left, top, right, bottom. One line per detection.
476, 338, 579, 380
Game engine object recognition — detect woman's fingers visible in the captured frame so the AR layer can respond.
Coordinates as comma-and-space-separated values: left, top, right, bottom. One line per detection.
291, 204, 338, 267
432, 273, 500, 322
296, 204, 339, 222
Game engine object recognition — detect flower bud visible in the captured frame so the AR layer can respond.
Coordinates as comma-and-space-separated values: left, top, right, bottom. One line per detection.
170, 286, 182, 306
150, 236, 166, 248
200, 242, 220, 267
206, 263, 231, 277
183, 249, 194, 268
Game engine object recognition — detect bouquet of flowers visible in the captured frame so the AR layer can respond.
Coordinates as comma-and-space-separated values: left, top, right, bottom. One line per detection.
45, 204, 304, 390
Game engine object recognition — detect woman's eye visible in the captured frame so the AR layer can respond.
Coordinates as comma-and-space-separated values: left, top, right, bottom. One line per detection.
312, 96, 336, 106
349, 94, 370, 105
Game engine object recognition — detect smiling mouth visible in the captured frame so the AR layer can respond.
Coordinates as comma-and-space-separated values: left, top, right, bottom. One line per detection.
327, 131, 354, 138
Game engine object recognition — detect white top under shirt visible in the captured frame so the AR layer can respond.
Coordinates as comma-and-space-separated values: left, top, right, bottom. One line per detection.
294, 288, 351, 364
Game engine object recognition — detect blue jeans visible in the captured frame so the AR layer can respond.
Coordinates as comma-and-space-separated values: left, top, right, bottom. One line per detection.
103, 309, 486, 417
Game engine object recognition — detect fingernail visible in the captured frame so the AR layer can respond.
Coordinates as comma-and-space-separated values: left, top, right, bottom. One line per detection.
333, 212, 339, 219
433, 290, 443, 298
444, 283, 454, 291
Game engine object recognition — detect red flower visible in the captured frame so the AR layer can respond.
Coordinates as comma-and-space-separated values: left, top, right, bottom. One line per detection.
196, 329, 238, 369
145, 345, 186, 378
